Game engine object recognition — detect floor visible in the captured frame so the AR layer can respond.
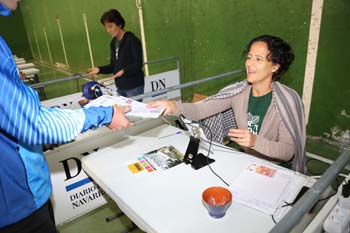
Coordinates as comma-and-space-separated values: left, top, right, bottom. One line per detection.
57, 200, 144, 233
31, 61, 346, 233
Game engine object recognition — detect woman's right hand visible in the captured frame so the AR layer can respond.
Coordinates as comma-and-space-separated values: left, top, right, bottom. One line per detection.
87, 67, 99, 76
147, 100, 178, 115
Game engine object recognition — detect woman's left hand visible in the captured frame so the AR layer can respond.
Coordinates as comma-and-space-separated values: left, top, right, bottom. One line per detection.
112, 69, 125, 79
228, 128, 256, 148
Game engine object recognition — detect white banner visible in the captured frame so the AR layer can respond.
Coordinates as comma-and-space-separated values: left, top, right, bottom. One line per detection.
46, 148, 108, 225
143, 69, 181, 102
41, 92, 83, 109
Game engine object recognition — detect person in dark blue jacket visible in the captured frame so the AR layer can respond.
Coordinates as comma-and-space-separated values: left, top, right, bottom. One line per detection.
87, 9, 145, 98
0, 1, 134, 232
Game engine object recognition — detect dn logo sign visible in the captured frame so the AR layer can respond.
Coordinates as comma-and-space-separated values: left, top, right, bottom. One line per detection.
59, 150, 98, 181
60, 157, 82, 181
150, 78, 166, 91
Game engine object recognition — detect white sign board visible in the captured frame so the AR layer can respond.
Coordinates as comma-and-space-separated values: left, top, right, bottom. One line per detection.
143, 69, 181, 102
46, 147, 108, 225
41, 92, 84, 109
99, 69, 181, 102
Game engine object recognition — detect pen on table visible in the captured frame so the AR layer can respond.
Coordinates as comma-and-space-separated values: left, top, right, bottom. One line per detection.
158, 131, 182, 139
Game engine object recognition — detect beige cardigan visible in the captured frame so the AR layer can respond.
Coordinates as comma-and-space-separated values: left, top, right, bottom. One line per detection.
175, 81, 306, 173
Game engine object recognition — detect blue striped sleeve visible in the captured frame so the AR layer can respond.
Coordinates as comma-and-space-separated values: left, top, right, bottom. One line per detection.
81, 106, 113, 132
0, 36, 113, 145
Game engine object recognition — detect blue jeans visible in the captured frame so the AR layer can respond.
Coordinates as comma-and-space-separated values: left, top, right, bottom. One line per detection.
117, 85, 144, 100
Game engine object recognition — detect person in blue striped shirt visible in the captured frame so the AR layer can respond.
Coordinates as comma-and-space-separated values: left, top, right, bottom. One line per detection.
0, 1, 134, 232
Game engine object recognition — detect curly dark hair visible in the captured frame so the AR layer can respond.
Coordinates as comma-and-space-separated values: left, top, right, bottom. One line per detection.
100, 9, 125, 29
243, 35, 295, 81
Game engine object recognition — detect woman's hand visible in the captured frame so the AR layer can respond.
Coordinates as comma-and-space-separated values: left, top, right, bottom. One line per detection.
111, 69, 125, 79
147, 100, 178, 115
87, 67, 99, 76
228, 128, 256, 148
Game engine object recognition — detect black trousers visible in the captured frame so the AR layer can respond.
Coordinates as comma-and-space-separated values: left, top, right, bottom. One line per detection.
0, 200, 57, 233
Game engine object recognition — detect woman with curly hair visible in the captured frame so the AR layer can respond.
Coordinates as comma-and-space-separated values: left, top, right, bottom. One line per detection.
148, 35, 306, 173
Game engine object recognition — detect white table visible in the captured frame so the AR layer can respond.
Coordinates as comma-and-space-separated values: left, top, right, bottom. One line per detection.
21, 67, 40, 83
17, 62, 35, 70
46, 118, 168, 225
21, 67, 39, 76
15, 57, 25, 65
82, 124, 319, 233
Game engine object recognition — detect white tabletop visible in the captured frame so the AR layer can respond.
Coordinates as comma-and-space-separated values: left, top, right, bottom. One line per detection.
21, 67, 39, 75
82, 124, 308, 233
17, 62, 35, 70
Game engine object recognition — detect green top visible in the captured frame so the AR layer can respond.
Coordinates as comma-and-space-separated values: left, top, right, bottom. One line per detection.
114, 38, 120, 60
247, 90, 272, 134
114, 37, 120, 47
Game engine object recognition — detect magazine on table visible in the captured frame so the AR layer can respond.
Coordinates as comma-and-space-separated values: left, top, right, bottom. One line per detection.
84, 95, 165, 118
127, 145, 184, 174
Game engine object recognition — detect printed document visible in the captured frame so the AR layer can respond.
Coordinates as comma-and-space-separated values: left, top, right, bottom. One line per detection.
84, 95, 165, 118
229, 162, 296, 214
127, 145, 184, 174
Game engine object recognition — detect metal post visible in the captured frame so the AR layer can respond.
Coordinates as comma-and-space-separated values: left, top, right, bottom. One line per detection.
56, 16, 69, 68
30, 73, 89, 89
43, 28, 53, 63
30, 57, 181, 89
83, 13, 95, 71
131, 69, 245, 101
136, 0, 149, 77
33, 31, 42, 60
269, 147, 350, 233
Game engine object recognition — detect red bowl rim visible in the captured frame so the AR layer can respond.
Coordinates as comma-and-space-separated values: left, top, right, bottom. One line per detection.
202, 186, 232, 206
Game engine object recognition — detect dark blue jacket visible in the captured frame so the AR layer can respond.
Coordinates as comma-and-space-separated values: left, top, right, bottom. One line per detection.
98, 31, 144, 90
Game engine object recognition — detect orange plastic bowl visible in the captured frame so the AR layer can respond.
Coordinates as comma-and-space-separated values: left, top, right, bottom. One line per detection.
202, 186, 232, 218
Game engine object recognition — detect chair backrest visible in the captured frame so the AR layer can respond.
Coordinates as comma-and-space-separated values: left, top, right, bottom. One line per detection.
192, 93, 207, 103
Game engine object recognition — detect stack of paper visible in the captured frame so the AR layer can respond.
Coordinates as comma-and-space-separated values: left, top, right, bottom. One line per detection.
229, 162, 297, 215
84, 95, 165, 118
273, 174, 306, 220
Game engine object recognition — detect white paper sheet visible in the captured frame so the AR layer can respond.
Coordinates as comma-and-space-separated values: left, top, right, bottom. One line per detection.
273, 174, 306, 221
84, 95, 165, 118
229, 162, 296, 215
